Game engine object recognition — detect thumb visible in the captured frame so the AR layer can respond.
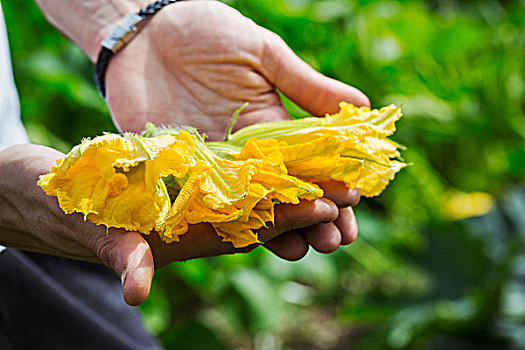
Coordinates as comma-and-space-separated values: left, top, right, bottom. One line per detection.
260, 31, 370, 115
95, 230, 155, 306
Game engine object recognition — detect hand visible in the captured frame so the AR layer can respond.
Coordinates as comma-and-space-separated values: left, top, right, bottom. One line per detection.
22, 0, 363, 309
0, 144, 358, 306
146, 183, 360, 266
104, 1, 366, 259
263, 181, 359, 261
105, 1, 369, 139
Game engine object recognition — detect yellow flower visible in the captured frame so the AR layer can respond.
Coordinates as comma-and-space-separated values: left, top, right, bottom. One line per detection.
180, 136, 322, 246
442, 191, 494, 221
38, 132, 196, 235
162, 161, 212, 242
39, 126, 325, 247
222, 103, 406, 197
237, 137, 363, 189
39, 103, 406, 248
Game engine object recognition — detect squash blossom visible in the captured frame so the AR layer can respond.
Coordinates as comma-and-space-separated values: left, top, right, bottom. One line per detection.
38, 128, 321, 247
213, 102, 407, 197
38, 103, 406, 247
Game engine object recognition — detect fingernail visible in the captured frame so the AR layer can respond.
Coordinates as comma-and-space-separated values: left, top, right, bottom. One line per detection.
318, 197, 335, 210
120, 269, 128, 287
316, 198, 327, 205
318, 198, 338, 222
348, 188, 361, 206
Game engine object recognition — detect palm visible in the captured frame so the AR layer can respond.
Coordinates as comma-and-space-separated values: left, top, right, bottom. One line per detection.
105, 1, 368, 140
105, 2, 283, 140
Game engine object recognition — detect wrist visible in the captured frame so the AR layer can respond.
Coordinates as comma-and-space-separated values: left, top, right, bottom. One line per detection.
35, 0, 150, 61
96, 0, 188, 97
0, 145, 50, 250
89, 0, 153, 61
0, 145, 98, 261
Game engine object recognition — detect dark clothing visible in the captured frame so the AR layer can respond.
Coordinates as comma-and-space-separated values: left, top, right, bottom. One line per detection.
0, 249, 162, 349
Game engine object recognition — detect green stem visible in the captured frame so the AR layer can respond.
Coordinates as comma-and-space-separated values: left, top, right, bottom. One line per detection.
207, 142, 242, 158
226, 118, 323, 146
225, 102, 250, 142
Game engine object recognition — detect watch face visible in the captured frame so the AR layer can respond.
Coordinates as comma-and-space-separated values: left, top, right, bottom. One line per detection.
101, 13, 145, 52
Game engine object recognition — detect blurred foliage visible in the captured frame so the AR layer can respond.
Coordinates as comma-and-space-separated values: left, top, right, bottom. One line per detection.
2, 0, 525, 349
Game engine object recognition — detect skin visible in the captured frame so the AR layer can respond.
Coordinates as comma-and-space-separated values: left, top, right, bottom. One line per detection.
5, 0, 369, 305
0, 144, 358, 305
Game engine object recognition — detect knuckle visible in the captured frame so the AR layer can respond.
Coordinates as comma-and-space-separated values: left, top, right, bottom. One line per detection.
94, 236, 118, 269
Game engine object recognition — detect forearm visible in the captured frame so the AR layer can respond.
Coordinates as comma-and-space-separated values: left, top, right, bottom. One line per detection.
0, 144, 231, 265
34, 0, 149, 61
0, 144, 98, 261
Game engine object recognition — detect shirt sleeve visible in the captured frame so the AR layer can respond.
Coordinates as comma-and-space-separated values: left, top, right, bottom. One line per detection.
0, 6, 29, 151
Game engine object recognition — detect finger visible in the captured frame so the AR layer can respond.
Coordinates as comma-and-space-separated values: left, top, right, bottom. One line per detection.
264, 230, 309, 261
336, 207, 358, 245
315, 180, 361, 207
144, 223, 237, 268
93, 229, 154, 306
257, 198, 339, 242
302, 222, 342, 254
260, 31, 370, 116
